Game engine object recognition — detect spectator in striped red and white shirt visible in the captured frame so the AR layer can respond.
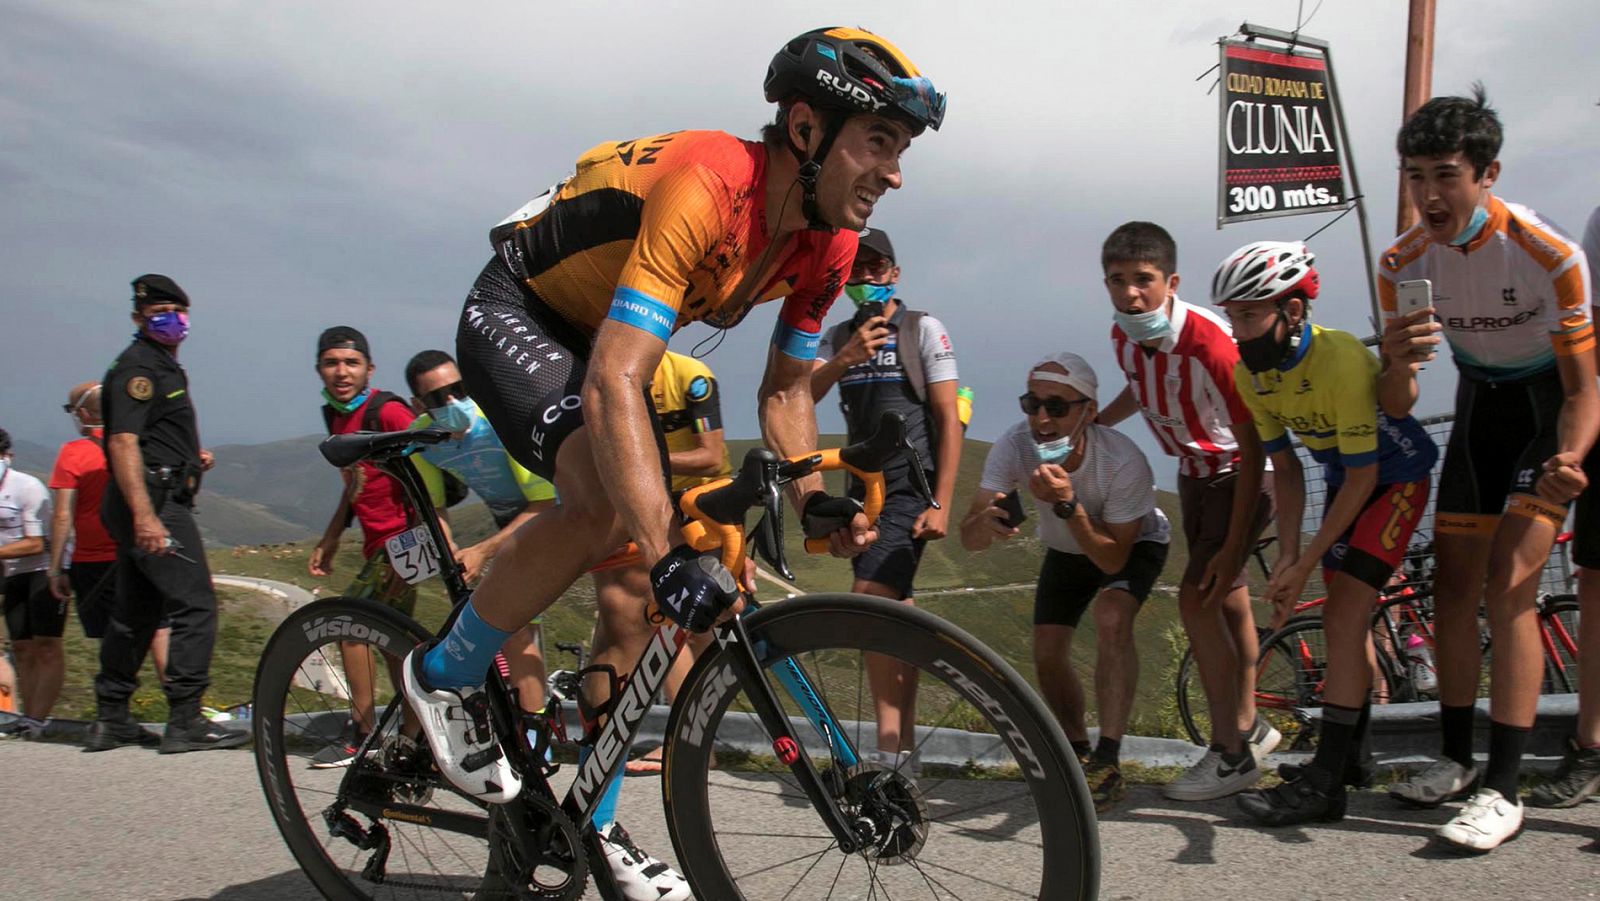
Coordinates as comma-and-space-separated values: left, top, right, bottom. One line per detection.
1095, 221, 1279, 802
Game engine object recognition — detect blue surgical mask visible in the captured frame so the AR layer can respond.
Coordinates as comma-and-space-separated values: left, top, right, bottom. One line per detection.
1035, 435, 1075, 465
1448, 204, 1490, 246
322, 387, 371, 415
845, 281, 896, 307
1113, 307, 1174, 343
431, 397, 477, 433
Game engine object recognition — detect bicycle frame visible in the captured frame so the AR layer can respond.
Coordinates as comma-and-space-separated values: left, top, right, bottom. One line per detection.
328, 444, 873, 861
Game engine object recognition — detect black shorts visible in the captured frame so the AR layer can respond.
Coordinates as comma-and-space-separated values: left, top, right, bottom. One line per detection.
848, 481, 931, 599
1436, 369, 1563, 535
3, 571, 66, 641
1033, 541, 1168, 628
455, 256, 596, 481
1573, 442, 1600, 569
68, 560, 119, 639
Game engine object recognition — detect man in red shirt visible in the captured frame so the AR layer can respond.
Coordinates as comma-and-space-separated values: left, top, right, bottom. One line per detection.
309, 326, 419, 767
48, 383, 171, 676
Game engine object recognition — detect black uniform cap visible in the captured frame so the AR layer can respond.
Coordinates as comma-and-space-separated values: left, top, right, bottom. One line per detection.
317, 326, 371, 360
131, 274, 190, 307
856, 228, 896, 263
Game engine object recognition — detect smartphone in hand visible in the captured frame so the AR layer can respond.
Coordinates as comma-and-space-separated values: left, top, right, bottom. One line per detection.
996, 489, 1026, 529
1396, 278, 1433, 322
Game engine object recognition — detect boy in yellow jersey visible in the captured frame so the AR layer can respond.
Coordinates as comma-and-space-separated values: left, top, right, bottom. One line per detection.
1212, 242, 1440, 828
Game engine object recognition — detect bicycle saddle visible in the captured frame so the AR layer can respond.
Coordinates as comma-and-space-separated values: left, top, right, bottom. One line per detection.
319, 427, 452, 468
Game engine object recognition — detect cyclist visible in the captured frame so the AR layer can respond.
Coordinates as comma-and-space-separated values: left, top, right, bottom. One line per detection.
1217, 242, 1439, 827
1378, 87, 1597, 851
396, 27, 944, 900
1094, 221, 1279, 801
959, 353, 1171, 813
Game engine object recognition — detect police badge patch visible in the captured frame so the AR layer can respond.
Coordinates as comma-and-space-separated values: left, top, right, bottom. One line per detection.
127, 376, 154, 401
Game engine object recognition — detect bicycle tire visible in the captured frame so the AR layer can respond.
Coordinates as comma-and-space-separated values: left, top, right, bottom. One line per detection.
661, 594, 1099, 901
254, 597, 539, 900
1541, 594, 1582, 695
1175, 647, 1206, 746
1255, 616, 1408, 753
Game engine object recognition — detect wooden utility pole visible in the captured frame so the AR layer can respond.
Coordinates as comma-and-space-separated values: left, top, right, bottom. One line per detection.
1396, 0, 1436, 234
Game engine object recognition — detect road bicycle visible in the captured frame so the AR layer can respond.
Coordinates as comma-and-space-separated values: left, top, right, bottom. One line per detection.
1176, 537, 1582, 751
252, 412, 1099, 900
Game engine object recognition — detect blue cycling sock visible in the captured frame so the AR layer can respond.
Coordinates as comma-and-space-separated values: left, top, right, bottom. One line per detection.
578, 745, 623, 831
421, 600, 515, 690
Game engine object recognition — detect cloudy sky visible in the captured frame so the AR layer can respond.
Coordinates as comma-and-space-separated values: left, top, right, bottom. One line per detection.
3, 0, 1597, 487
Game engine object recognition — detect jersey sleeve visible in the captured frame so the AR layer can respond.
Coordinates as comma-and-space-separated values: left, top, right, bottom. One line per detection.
1102, 444, 1157, 526
105, 364, 159, 438
1196, 327, 1252, 426
1234, 364, 1289, 454
771, 230, 855, 360
413, 452, 448, 510
1584, 207, 1600, 307
48, 444, 81, 490
918, 314, 959, 384
20, 478, 49, 538
1545, 243, 1595, 359
679, 359, 724, 433
979, 426, 1023, 494
608, 165, 726, 343
1330, 344, 1382, 470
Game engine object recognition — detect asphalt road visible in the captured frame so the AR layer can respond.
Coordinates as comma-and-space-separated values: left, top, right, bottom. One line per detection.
1, 740, 1595, 900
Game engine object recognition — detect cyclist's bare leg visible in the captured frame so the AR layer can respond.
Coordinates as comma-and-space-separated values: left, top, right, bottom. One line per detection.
1219, 585, 1261, 730
1483, 510, 1559, 727
1321, 573, 1377, 709
1431, 531, 1493, 706
1177, 579, 1243, 752
501, 624, 546, 713
1092, 590, 1140, 744
467, 427, 630, 636
1577, 567, 1600, 746
855, 578, 918, 754
1032, 624, 1087, 744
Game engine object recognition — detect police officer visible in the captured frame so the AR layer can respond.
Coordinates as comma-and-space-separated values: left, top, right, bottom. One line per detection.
86, 275, 247, 753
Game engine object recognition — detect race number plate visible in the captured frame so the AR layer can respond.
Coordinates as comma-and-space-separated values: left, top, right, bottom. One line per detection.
385, 526, 441, 585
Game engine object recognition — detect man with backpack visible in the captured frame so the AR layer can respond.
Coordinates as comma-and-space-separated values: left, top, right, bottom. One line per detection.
308, 326, 421, 767
811, 226, 962, 773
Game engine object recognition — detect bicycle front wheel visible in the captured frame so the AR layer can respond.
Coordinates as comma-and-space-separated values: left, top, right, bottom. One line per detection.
662, 594, 1098, 901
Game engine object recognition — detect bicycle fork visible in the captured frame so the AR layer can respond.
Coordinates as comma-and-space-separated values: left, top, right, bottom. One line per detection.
716, 609, 867, 854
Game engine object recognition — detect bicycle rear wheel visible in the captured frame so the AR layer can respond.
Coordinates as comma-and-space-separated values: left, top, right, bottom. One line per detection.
662, 594, 1098, 901
1541, 594, 1582, 695
254, 598, 571, 900
1255, 616, 1408, 753
1175, 647, 1207, 746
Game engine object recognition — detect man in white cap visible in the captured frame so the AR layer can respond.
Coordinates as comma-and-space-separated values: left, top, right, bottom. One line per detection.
959, 352, 1171, 813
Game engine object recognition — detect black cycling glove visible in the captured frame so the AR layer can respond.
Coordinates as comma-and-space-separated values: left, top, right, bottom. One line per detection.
801, 492, 865, 540
650, 545, 739, 633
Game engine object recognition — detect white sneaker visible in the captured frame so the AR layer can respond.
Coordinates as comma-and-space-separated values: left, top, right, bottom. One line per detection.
1164, 748, 1261, 801
600, 822, 693, 901
1435, 788, 1523, 852
1389, 757, 1478, 808
1246, 716, 1282, 764
400, 644, 522, 804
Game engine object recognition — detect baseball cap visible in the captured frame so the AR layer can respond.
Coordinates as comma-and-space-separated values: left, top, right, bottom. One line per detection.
856, 227, 896, 263
317, 326, 371, 360
1028, 352, 1098, 404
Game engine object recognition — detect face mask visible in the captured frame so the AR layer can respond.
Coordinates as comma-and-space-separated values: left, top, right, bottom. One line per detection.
431, 397, 476, 433
322, 387, 371, 415
1448, 204, 1490, 246
1035, 435, 1075, 465
1113, 307, 1174, 343
143, 310, 189, 345
845, 281, 896, 307
1236, 312, 1297, 373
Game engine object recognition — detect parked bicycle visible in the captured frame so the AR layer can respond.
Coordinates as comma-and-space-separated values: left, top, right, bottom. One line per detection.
252, 412, 1099, 900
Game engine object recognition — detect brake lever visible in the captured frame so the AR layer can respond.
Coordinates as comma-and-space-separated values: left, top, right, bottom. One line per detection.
751, 480, 794, 581
901, 440, 940, 510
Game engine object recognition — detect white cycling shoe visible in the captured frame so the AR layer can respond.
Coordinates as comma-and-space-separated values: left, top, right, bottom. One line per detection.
400, 644, 522, 804
1435, 788, 1523, 853
600, 822, 693, 901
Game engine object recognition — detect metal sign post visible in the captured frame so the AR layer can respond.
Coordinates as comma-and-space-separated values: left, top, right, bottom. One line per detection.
1217, 23, 1381, 330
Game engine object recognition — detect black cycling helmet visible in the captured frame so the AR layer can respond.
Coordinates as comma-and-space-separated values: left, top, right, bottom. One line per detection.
765, 27, 945, 231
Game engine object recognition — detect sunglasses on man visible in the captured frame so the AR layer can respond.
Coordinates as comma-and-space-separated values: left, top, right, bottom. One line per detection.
420, 381, 469, 410
1018, 393, 1090, 418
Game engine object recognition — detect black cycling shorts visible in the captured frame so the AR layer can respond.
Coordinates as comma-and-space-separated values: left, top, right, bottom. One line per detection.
1573, 442, 1600, 569
1033, 541, 1168, 629
1435, 368, 1563, 535
4, 571, 66, 641
456, 257, 595, 482
848, 481, 931, 599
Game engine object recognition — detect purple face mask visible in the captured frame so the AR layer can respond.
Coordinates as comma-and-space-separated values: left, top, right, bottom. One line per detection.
144, 310, 189, 346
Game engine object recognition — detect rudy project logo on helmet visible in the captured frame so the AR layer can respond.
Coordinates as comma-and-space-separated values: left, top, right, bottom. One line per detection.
816, 69, 887, 111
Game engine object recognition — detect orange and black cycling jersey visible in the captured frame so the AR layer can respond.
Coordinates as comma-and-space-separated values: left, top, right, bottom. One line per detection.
489, 130, 856, 359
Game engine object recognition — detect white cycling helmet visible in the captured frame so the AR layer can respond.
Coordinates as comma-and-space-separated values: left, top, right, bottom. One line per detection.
1210, 241, 1320, 305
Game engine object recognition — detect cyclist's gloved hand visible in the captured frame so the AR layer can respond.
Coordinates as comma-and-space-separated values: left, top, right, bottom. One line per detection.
801, 492, 865, 540
650, 545, 740, 632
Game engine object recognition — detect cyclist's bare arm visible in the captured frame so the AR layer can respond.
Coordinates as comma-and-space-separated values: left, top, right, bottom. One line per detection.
1298, 460, 1377, 571
759, 343, 873, 554
1097, 384, 1139, 427
1201, 418, 1267, 604
585, 319, 677, 563
1267, 447, 1305, 569
1545, 349, 1600, 502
